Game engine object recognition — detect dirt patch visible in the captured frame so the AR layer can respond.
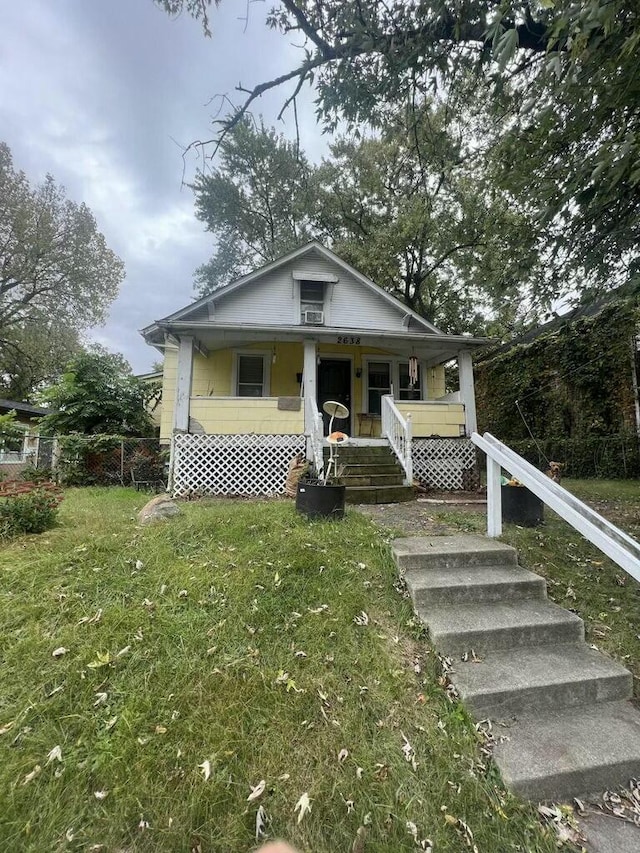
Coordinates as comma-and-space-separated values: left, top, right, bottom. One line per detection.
354, 497, 485, 537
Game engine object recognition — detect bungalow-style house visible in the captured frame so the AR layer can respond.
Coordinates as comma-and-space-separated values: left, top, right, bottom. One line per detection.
142, 242, 487, 498
0, 398, 50, 478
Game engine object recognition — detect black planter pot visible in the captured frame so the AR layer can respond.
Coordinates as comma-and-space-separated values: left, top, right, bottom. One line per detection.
501, 485, 544, 527
296, 481, 346, 520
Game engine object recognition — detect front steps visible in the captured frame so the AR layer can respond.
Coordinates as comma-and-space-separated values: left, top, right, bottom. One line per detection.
324, 444, 414, 504
392, 534, 640, 802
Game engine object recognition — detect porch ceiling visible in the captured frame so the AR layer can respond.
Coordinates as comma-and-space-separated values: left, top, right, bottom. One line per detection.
152, 321, 489, 365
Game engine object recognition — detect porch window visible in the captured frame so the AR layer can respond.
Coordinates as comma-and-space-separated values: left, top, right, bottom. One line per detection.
367, 361, 391, 415
237, 355, 266, 397
399, 361, 422, 400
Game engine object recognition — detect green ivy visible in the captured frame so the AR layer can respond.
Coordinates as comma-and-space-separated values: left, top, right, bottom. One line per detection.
475, 300, 640, 477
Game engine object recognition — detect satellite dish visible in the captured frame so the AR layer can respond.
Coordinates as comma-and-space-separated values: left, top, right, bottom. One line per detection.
322, 400, 349, 419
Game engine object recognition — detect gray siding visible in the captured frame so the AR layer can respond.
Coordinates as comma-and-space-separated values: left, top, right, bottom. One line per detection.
205, 250, 414, 332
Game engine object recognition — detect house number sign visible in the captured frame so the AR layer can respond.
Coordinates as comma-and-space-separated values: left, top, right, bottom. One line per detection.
336, 335, 361, 345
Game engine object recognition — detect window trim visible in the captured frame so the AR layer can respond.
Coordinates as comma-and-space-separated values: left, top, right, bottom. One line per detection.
293, 274, 335, 326
232, 350, 271, 398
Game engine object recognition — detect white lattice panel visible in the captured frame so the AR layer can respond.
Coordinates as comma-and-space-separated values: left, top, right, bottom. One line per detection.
171, 434, 306, 497
412, 438, 477, 490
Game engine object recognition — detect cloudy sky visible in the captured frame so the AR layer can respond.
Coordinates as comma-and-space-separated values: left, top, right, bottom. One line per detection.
0, 0, 323, 372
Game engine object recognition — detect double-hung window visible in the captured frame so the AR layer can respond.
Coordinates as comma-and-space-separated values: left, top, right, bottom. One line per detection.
300, 280, 325, 324
236, 354, 266, 397
367, 361, 391, 415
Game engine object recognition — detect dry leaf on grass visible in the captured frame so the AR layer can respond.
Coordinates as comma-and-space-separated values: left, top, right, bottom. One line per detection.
198, 760, 211, 782
255, 804, 268, 841
46, 745, 62, 764
94, 790, 109, 800
353, 611, 369, 626
0, 720, 15, 736
338, 748, 349, 763
294, 792, 312, 823
52, 647, 68, 658
247, 779, 266, 802
22, 764, 42, 785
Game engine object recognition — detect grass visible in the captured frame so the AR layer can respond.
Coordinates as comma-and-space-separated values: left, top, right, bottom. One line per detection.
429, 479, 640, 689
0, 488, 560, 853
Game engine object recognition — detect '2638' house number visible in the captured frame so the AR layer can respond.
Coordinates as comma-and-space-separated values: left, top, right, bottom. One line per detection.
336, 335, 361, 345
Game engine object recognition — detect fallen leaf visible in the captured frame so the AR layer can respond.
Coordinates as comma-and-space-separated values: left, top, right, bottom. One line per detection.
198, 760, 211, 782
353, 611, 369, 626
52, 647, 68, 658
87, 651, 111, 669
135, 560, 144, 571
94, 790, 109, 800
22, 764, 42, 785
247, 779, 266, 802
255, 804, 268, 841
93, 692, 108, 707
0, 720, 15, 736
105, 716, 117, 731
338, 748, 349, 763
155, 725, 167, 734
46, 745, 62, 764
356, 767, 364, 779
278, 773, 290, 782
65, 828, 74, 842
294, 791, 312, 824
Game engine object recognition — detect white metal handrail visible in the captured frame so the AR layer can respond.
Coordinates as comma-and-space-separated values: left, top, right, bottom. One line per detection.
472, 431, 640, 582
307, 396, 325, 479
381, 395, 413, 485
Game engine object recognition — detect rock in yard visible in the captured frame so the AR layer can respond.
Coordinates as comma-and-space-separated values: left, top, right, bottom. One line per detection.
138, 493, 180, 525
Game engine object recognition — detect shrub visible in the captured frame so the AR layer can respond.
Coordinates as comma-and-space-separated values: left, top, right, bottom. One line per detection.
0, 481, 63, 538
20, 464, 54, 484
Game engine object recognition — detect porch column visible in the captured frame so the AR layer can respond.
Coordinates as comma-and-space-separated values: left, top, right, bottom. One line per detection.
458, 349, 477, 437
303, 340, 317, 459
173, 335, 194, 432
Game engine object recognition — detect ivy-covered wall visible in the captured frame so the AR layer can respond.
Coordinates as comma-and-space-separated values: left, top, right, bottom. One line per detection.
475, 301, 640, 477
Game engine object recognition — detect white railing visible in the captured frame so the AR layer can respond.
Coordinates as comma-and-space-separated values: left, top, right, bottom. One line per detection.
381, 395, 413, 485
472, 431, 640, 582
306, 396, 325, 480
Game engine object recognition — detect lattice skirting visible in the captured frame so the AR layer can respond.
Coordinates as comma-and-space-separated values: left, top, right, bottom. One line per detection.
171, 434, 307, 497
412, 438, 478, 490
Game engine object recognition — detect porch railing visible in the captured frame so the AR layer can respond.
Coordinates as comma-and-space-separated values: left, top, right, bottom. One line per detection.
381, 395, 413, 485
472, 431, 640, 582
307, 396, 325, 479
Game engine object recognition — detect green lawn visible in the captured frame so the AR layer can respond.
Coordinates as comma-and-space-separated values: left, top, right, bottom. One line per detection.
0, 489, 559, 852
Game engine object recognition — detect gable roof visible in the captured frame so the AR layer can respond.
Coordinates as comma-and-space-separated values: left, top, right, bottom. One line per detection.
143, 242, 443, 336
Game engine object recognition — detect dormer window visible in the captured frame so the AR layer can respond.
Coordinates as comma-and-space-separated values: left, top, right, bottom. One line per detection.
300, 280, 325, 325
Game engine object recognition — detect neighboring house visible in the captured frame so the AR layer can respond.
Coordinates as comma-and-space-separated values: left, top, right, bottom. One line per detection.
141, 242, 488, 496
0, 399, 49, 477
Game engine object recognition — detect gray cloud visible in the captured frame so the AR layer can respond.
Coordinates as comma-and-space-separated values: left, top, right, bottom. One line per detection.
0, 0, 326, 372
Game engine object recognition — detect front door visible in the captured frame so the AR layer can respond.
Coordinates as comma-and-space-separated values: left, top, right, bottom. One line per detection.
317, 358, 351, 435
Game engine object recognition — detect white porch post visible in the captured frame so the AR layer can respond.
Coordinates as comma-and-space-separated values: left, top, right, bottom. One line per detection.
174, 335, 194, 433
486, 455, 503, 537
303, 339, 317, 460
458, 349, 477, 437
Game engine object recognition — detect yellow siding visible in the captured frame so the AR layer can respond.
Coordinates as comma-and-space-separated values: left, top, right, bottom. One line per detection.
190, 398, 304, 435
396, 402, 465, 438
160, 348, 177, 441
428, 365, 446, 399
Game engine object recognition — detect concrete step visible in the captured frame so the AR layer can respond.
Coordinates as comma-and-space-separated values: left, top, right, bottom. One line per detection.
454, 643, 633, 719
342, 463, 402, 475
406, 564, 547, 607
418, 600, 584, 656
340, 473, 405, 487
346, 484, 415, 504
393, 535, 518, 571
324, 446, 394, 461
493, 701, 640, 801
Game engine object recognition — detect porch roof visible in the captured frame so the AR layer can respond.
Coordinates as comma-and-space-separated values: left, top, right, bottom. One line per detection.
143, 320, 490, 366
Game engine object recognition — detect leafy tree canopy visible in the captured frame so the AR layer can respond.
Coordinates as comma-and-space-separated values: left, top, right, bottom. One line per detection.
39, 349, 155, 437
158, 0, 640, 292
0, 142, 124, 399
193, 107, 543, 334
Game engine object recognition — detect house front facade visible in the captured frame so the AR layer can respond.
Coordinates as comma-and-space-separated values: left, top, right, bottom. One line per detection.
142, 243, 487, 497
0, 399, 51, 478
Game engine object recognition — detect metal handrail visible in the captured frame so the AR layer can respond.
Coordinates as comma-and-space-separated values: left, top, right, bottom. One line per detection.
381, 395, 413, 485
472, 431, 640, 582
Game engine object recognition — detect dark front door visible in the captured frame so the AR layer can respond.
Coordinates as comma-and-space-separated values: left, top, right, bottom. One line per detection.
318, 359, 351, 435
